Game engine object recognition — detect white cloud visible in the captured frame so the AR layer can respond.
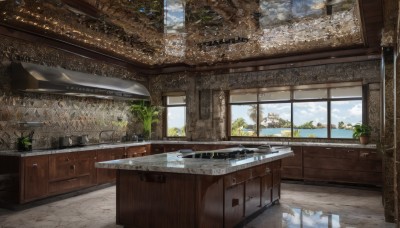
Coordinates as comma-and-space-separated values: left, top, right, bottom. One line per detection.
349, 103, 362, 116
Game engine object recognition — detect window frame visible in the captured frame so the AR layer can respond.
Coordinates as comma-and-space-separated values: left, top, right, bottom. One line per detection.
228, 82, 364, 140
163, 94, 187, 138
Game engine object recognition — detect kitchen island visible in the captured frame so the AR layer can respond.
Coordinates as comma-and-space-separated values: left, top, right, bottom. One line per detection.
96, 146, 293, 228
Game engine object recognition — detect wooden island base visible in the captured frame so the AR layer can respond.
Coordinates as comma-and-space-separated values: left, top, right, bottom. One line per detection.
116, 160, 281, 228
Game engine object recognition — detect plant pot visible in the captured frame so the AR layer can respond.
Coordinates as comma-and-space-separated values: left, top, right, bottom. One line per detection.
359, 136, 369, 145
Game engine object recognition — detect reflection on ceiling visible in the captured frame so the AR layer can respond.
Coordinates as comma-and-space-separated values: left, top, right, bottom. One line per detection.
0, 0, 363, 66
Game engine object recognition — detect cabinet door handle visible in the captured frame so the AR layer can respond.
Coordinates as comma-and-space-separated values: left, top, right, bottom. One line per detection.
65, 157, 70, 162
347, 150, 355, 153
232, 198, 239, 207
232, 178, 236, 184
70, 165, 76, 170
265, 168, 271, 174
32, 163, 38, 167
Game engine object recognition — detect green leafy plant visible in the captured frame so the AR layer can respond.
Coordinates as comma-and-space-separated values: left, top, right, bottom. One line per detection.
129, 100, 163, 140
17, 136, 32, 151
352, 123, 372, 139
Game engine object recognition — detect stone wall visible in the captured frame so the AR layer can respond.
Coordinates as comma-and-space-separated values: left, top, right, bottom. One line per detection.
149, 60, 381, 142
0, 36, 148, 151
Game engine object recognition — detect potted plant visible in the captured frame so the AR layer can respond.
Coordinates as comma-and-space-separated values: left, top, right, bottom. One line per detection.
353, 124, 372, 144
17, 136, 32, 152
129, 100, 163, 140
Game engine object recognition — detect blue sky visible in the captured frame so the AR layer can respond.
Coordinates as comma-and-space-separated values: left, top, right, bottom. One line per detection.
167, 106, 186, 129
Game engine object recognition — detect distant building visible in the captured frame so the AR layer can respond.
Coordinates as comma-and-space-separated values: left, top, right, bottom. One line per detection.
261, 113, 280, 127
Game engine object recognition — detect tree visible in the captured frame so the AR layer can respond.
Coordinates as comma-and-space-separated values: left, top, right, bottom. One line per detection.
168, 127, 180, 137
248, 105, 257, 126
297, 121, 315, 129
231, 118, 249, 136
338, 121, 345, 129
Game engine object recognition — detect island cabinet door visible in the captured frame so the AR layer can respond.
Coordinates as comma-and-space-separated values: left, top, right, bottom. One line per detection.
117, 170, 196, 228
261, 165, 273, 206
272, 160, 281, 202
23, 155, 49, 202
224, 183, 244, 228
245, 177, 262, 217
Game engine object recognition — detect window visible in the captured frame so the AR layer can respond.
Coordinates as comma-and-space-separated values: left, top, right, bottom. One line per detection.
165, 95, 186, 137
229, 82, 363, 139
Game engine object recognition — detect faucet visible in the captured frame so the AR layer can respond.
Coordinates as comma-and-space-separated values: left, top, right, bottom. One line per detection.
99, 130, 116, 143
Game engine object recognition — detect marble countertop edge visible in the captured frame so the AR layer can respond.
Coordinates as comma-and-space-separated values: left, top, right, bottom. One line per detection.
0, 140, 376, 157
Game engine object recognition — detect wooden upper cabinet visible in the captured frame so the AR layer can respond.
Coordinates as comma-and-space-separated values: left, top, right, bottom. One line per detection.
23, 155, 49, 202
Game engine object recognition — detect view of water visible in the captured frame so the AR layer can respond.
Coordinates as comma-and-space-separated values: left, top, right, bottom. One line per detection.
259, 128, 353, 138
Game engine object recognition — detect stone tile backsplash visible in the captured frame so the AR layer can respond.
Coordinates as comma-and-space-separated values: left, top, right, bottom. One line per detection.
0, 92, 137, 151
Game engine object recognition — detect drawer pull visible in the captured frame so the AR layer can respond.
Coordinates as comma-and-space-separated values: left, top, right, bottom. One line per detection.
360, 152, 369, 157
325, 148, 332, 150
347, 150, 355, 153
32, 163, 38, 167
265, 168, 271, 174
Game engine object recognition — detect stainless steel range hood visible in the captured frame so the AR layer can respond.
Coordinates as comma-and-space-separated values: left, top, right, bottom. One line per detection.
11, 62, 150, 100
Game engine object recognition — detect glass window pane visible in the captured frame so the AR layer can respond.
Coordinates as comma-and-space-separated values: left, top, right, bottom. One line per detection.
293, 102, 327, 138
294, 89, 327, 100
167, 107, 186, 137
167, 96, 186, 105
230, 104, 258, 137
230, 93, 257, 103
259, 91, 290, 101
259, 103, 292, 137
331, 100, 362, 138
330, 86, 362, 98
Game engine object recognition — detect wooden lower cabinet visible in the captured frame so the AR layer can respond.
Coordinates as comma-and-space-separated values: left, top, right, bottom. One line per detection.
150, 144, 164, 154
125, 146, 147, 158
224, 183, 244, 228
97, 148, 125, 184
48, 151, 97, 195
23, 155, 49, 202
303, 147, 382, 185
272, 161, 281, 202
281, 146, 303, 180
245, 177, 262, 217
117, 160, 281, 228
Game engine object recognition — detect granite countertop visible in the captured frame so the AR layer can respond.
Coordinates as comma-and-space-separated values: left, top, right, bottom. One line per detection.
95, 147, 294, 175
0, 140, 376, 157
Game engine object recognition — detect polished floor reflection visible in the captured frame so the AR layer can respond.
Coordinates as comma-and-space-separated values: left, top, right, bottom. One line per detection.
246, 183, 393, 228
0, 183, 394, 228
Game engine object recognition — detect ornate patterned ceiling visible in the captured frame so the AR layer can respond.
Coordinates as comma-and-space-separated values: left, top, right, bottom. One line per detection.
0, 0, 363, 66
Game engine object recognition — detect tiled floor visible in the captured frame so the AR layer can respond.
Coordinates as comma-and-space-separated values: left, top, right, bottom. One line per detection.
0, 183, 394, 228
